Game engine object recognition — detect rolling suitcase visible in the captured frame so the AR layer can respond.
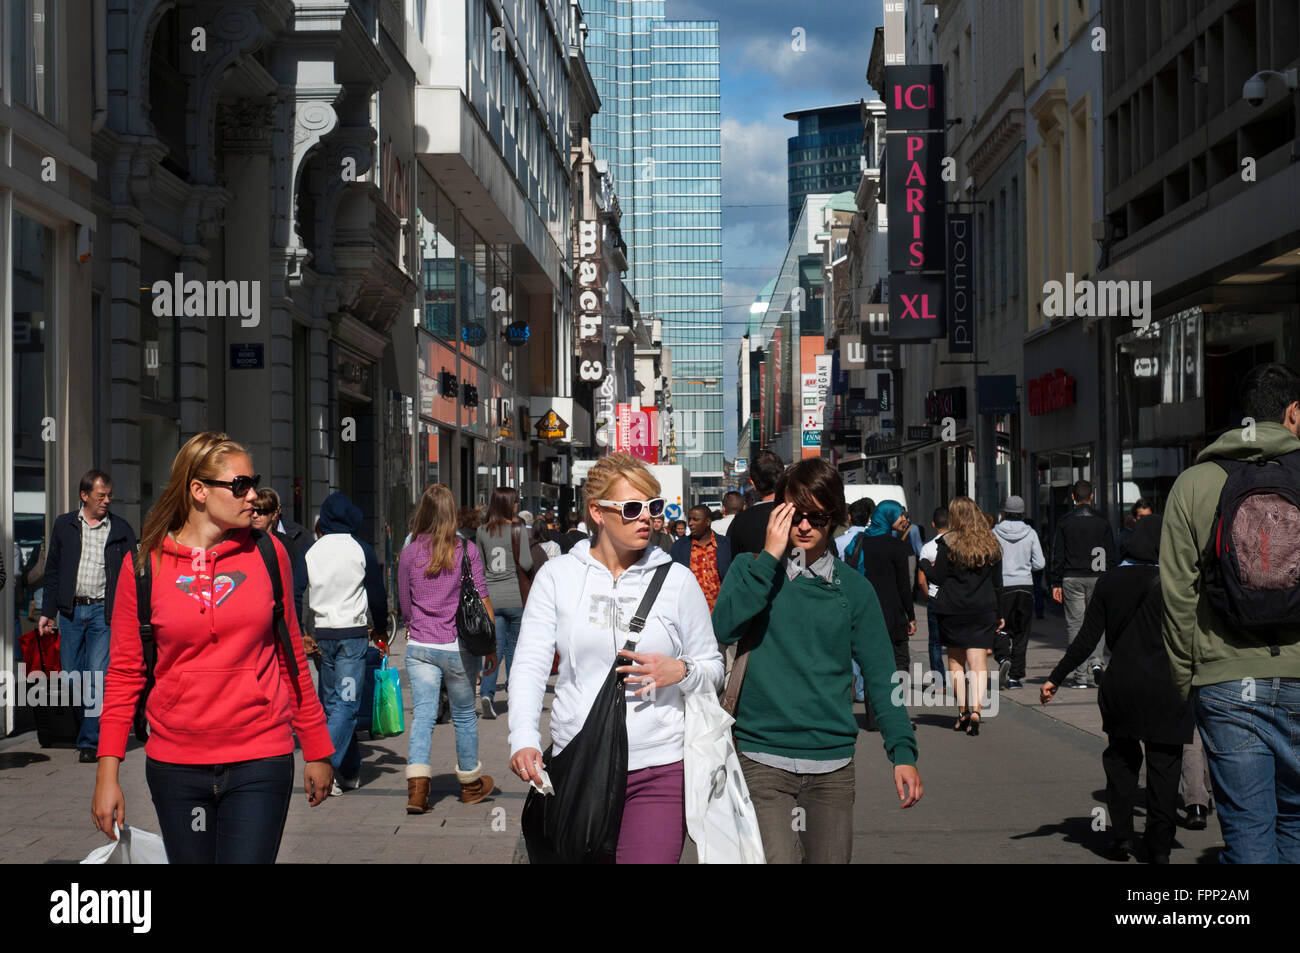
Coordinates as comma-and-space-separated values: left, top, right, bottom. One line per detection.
20, 629, 81, 748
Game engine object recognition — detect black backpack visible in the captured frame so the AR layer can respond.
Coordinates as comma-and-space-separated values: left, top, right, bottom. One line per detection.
1200, 450, 1300, 653
131, 529, 300, 741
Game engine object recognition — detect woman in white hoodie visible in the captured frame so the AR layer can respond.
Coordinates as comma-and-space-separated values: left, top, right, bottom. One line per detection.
508, 453, 724, 863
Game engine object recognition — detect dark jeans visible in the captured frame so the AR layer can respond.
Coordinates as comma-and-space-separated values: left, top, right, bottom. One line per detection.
146, 754, 295, 863
1102, 737, 1182, 859
994, 588, 1034, 680
926, 599, 944, 684
59, 603, 110, 750
318, 635, 366, 778
740, 756, 855, 863
1197, 678, 1300, 863
1032, 569, 1045, 618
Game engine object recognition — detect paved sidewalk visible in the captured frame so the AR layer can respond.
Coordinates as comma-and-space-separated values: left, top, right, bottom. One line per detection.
0, 601, 1223, 863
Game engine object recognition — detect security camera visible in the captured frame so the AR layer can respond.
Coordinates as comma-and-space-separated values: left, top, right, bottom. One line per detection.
1243, 75, 1268, 107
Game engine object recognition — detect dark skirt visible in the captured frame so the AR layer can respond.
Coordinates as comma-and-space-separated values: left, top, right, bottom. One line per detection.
937, 612, 997, 650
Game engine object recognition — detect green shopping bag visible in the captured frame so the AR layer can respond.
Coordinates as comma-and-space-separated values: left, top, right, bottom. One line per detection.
372, 654, 406, 738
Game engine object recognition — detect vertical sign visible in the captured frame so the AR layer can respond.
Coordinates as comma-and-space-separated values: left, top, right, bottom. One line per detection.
883, 0, 906, 66
884, 65, 945, 130
947, 213, 974, 353
801, 372, 822, 450
886, 132, 946, 270
576, 220, 605, 382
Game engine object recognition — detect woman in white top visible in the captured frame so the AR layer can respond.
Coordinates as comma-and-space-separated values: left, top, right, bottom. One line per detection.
508, 453, 723, 863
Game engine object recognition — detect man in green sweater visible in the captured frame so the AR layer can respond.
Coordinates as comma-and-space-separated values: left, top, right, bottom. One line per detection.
712, 458, 921, 863
1160, 362, 1300, 864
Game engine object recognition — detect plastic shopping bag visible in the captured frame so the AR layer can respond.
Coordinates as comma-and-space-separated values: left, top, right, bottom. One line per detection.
371, 655, 406, 738
683, 690, 766, 864
81, 825, 168, 864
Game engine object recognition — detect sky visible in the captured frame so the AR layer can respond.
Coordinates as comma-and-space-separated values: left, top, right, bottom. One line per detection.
665, 0, 884, 459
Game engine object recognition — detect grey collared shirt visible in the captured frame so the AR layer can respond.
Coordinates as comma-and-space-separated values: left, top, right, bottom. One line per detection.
784, 549, 836, 583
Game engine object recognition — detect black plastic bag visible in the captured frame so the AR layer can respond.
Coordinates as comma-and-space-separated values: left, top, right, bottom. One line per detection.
522, 663, 629, 864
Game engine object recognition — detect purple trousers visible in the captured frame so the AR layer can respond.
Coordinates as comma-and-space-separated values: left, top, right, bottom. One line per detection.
611, 760, 685, 864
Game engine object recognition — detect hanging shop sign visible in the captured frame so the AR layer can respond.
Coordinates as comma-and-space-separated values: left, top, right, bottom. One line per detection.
888, 273, 945, 340
925, 386, 967, 424
886, 132, 946, 272
947, 213, 974, 354
1027, 368, 1077, 416
906, 425, 934, 441
884, 65, 945, 131
536, 409, 569, 440
461, 322, 487, 347
977, 375, 1018, 415
505, 320, 530, 347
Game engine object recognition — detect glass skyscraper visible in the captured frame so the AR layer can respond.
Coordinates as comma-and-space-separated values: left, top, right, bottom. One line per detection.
785, 104, 864, 238
583, 1, 723, 486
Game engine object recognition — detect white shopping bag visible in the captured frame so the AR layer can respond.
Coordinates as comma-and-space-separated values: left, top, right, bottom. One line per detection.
81, 824, 169, 865
683, 691, 766, 864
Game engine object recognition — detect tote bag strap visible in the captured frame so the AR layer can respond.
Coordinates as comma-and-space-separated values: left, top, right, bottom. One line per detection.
623, 563, 671, 650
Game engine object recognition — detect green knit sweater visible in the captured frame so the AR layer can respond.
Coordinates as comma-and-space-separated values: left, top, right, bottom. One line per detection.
712, 551, 918, 766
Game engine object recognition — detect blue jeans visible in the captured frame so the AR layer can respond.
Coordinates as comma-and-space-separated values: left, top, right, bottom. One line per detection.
927, 598, 944, 683
479, 606, 523, 702
146, 754, 295, 863
59, 603, 110, 750
405, 641, 480, 770
1196, 678, 1300, 864
317, 636, 366, 779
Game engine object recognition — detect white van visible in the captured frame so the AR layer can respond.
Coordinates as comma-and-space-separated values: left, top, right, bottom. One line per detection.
843, 483, 908, 513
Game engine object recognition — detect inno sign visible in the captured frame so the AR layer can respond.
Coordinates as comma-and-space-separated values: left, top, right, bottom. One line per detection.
1027, 368, 1077, 416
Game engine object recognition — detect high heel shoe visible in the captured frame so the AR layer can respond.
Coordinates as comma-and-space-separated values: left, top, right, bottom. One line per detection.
966, 711, 981, 736
953, 708, 970, 731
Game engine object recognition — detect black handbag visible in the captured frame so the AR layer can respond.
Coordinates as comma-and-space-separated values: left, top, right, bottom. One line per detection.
522, 563, 671, 864
455, 540, 496, 656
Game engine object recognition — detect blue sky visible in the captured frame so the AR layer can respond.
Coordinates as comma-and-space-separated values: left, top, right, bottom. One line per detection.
665, 0, 883, 459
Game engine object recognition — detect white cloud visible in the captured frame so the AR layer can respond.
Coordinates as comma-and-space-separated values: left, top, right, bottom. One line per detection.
733, 31, 868, 89
721, 117, 787, 204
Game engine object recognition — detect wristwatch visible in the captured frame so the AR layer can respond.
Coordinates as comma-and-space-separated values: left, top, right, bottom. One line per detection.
680, 657, 694, 681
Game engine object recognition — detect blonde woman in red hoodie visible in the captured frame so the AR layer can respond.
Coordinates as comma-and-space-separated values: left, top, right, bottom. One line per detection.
91, 432, 334, 863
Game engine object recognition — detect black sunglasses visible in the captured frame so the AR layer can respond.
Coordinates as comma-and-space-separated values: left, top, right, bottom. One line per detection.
792, 510, 833, 528
201, 474, 261, 497
252, 507, 276, 517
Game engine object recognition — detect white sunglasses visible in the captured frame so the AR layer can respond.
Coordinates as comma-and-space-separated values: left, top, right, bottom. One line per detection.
596, 497, 666, 520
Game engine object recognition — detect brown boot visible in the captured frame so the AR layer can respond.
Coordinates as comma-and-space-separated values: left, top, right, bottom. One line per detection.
406, 765, 432, 814
456, 762, 495, 804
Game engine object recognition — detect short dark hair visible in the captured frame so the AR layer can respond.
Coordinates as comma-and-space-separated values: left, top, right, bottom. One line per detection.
848, 498, 874, 527
722, 491, 743, 514
748, 449, 785, 496
1131, 497, 1152, 517
1072, 480, 1093, 502
932, 506, 949, 529
254, 487, 281, 512
688, 504, 712, 520
79, 469, 112, 498
774, 458, 848, 528
1241, 363, 1300, 424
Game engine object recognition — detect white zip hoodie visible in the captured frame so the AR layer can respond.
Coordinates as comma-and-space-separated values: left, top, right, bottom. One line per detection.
508, 539, 724, 771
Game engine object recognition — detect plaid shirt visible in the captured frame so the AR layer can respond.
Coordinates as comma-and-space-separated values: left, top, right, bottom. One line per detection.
75, 512, 111, 600
689, 533, 722, 611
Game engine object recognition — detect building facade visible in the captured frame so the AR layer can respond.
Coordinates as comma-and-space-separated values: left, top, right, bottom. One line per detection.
1099, 0, 1300, 519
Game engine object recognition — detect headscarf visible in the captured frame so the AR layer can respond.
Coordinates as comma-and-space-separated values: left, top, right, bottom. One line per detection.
866, 500, 904, 537
1121, 514, 1161, 565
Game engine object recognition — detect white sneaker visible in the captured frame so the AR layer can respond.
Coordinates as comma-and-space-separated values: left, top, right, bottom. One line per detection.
340, 775, 361, 791
480, 696, 497, 719
329, 780, 344, 797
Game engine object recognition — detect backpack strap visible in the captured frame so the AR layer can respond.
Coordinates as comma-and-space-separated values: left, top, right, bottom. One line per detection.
252, 529, 301, 685
132, 551, 155, 742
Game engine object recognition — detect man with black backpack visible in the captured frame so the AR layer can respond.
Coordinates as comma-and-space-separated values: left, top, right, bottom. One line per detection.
1161, 363, 1300, 864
